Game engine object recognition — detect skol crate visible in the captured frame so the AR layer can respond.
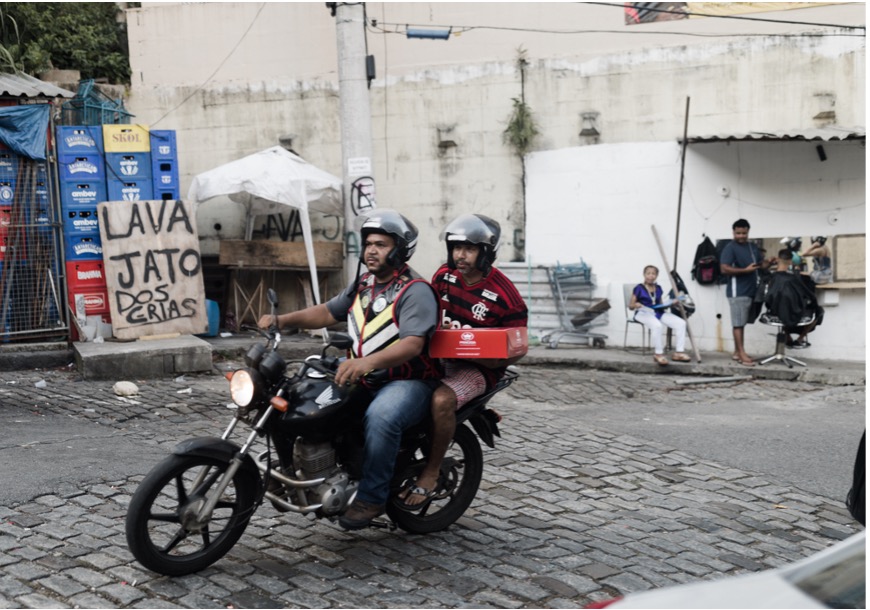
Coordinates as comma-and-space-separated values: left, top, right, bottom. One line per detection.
151, 158, 178, 189
0, 151, 18, 178
103, 124, 151, 153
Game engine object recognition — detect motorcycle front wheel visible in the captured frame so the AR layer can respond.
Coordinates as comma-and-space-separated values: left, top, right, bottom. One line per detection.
125, 454, 259, 576
387, 424, 483, 534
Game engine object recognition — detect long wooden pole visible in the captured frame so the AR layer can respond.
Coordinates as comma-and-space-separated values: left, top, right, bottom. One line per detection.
652, 224, 701, 363
674, 96, 690, 266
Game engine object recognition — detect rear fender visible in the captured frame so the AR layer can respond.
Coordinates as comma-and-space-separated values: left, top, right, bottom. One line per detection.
172, 437, 261, 481
468, 410, 501, 449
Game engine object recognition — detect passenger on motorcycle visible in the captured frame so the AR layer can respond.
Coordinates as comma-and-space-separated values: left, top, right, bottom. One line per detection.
397, 213, 528, 511
258, 209, 441, 529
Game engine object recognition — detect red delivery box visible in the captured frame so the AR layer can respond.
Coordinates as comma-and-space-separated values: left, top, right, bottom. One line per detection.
430, 327, 528, 359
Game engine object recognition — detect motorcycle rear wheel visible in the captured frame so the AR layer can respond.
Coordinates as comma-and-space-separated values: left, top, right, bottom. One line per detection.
388, 424, 483, 534
125, 454, 258, 576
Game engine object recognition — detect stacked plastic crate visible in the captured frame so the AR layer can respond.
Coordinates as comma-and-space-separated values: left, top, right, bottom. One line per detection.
150, 130, 180, 200
103, 124, 153, 202
58, 126, 110, 337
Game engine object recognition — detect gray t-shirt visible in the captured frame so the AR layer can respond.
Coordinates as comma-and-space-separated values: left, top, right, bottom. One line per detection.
720, 240, 762, 298
326, 277, 438, 339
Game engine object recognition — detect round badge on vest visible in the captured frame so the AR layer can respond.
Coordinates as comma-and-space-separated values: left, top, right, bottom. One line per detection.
372, 296, 387, 313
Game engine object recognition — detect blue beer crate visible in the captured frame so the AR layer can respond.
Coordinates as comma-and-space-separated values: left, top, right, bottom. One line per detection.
154, 187, 180, 201
63, 233, 103, 261
0, 151, 18, 178
59, 154, 106, 182
106, 152, 152, 180
107, 178, 153, 202
63, 206, 100, 236
149, 130, 177, 159
56, 126, 104, 155
151, 158, 179, 190
60, 181, 108, 210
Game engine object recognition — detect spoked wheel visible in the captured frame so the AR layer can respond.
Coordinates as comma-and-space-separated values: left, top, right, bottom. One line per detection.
125, 454, 259, 576
387, 424, 483, 534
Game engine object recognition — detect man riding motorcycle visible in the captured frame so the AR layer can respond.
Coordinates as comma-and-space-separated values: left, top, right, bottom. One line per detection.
258, 209, 440, 529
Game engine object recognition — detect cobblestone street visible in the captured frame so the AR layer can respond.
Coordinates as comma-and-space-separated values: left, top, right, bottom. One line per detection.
0, 364, 863, 609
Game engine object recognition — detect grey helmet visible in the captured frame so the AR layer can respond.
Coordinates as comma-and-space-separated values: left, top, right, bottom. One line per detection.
811, 236, 827, 246
359, 209, 418, 268
441, 213, 500, 274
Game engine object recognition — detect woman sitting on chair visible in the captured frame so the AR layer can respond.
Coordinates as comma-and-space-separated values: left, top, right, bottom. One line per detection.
629, 265, 690, 366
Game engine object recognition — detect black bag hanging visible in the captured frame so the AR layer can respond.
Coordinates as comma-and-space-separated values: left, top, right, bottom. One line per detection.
668, 270, 695, 318
692, 236, 720, 285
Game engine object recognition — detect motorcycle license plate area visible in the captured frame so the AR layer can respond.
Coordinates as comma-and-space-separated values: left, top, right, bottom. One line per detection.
429, 327, 528, 359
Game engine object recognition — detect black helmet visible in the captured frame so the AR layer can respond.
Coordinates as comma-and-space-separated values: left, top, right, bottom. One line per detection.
780, 236, 802, 252
811, 236, 827, 246
441, 213, 500, 274
359, 209, 418, 268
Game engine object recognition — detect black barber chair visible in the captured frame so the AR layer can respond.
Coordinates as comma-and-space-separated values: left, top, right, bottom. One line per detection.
757, 312, 815, 369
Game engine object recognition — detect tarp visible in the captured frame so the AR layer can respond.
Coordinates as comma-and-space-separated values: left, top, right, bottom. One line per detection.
0, 105, 50, 160
187, 146, 343, 305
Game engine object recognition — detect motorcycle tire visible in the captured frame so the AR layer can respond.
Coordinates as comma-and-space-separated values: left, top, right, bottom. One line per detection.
387, 424, 483, 534
125, 454, 259, 576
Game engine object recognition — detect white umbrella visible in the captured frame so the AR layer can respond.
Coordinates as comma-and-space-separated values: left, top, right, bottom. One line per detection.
187, 146, 343, 304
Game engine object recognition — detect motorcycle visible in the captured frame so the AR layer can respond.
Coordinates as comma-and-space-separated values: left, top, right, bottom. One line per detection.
125, 289, 518, 576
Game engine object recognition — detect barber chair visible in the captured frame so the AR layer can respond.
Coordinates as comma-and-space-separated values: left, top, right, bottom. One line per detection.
757, 312, 815, 368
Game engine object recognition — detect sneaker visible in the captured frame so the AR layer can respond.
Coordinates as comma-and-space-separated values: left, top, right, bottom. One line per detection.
338, 499, 385, 530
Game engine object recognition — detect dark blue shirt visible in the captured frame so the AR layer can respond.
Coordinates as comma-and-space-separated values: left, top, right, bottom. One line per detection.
720, 240, 762, 298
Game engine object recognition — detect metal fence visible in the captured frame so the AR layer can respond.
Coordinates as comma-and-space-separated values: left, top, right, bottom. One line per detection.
0, 157, 66, 341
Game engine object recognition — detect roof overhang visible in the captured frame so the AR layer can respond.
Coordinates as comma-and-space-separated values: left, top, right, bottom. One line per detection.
683, 125, 865, 144
0, 71, 75, 99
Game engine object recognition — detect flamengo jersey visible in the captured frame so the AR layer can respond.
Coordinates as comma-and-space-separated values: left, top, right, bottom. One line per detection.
431, 264, 528, 386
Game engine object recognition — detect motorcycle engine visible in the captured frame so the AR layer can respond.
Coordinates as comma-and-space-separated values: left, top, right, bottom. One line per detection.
293, 439, 355, 516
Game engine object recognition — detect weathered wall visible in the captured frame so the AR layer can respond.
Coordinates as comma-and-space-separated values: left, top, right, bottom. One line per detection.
125, 2, 864, 282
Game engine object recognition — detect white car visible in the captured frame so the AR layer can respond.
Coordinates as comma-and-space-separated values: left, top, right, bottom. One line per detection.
588, 531, 865, 609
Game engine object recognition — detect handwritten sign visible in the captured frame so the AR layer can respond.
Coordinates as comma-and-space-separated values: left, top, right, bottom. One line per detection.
98, 199, 207, 339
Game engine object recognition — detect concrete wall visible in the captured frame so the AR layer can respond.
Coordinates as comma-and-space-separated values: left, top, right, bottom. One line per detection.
525, 139, 865, 361
126, 2, 864, 277
124, 3, 865, 359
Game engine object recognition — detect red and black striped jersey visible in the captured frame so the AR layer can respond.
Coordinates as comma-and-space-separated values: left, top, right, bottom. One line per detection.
431, 264, 528, 386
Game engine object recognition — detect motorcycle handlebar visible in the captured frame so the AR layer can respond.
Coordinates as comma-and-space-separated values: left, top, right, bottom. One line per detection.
241, 324, 277, 340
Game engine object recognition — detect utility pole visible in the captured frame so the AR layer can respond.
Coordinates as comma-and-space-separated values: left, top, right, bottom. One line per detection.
334, 2, 375, 284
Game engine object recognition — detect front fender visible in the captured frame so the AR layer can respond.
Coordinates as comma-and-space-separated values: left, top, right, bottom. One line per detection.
172, 437, 261, 480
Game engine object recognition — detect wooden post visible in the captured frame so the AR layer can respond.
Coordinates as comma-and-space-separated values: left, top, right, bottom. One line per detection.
652, 224, 701, 363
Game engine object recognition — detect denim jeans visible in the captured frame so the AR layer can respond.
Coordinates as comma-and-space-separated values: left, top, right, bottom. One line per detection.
356, 379, 434, 505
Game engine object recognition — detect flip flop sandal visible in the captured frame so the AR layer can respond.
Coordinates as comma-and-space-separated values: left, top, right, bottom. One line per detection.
653, 355, 668, 366
740, 360, 756, 367
393, 485, 437, 513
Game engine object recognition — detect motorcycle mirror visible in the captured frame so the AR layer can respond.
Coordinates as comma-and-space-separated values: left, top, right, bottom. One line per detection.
328, 332, 354, 350
267, 288, 279, 308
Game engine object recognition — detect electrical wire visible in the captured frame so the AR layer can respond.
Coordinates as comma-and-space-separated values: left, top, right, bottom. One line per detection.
588, 2, 864, 30
150, 3, 267, 128
368, 20, 862, 39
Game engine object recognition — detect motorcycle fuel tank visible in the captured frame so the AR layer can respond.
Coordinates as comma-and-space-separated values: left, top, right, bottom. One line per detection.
280, 378, 364, 433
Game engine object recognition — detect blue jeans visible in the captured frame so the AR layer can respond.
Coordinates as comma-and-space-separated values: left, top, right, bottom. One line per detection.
356, 379, 434, 505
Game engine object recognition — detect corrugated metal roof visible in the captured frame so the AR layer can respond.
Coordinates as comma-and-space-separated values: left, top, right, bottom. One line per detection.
685, 125, 865, 143
0, 71, 75, 99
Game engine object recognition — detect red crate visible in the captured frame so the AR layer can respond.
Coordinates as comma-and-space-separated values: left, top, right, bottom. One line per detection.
66, 261, 107, 290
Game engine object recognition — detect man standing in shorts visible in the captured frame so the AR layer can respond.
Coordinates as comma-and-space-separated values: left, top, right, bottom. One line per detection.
397, 213, 527, 510
720, 218, 773, 366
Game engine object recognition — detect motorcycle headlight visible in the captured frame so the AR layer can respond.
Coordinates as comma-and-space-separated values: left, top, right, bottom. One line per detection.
229, 368, 263, 408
